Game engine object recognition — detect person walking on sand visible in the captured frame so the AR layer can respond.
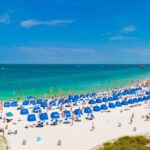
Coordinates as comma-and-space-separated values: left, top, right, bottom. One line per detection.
90, 123, 95, 131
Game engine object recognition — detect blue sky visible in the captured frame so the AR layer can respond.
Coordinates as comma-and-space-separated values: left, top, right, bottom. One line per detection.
0, 0, 150, 64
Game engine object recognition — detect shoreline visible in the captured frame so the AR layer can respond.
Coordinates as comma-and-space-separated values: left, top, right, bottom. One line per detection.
0, 77, 149, 101
0, 78, 150, 150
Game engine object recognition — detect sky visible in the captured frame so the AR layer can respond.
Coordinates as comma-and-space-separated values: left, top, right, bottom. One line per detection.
0, 0, 150, 64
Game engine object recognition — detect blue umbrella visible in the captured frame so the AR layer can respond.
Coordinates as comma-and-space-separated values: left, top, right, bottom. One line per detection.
30, 100, 37, 105
51, 112, 60, 119
11, 101, 18, 107
115, 101, 122, 107
102, 97, 108, 102
88, 99, 96, 105
20, 109, 29, 115
80, 94, 85, 98
40, 113, 48, 121
109, 103, 115, 108
108, 97, 113, 101
27, 114, 36, 122
138, 97, 144, 102
133, 98, 139, 103
101, 104, 108, 110
84, 107, 92, 113
27, 96, 34, 99
63, 110, 72, 120
4, 102, 11, 107
37, 99, 43, 104
93, 106, 101, 112
92, 93, 96, 97
122, 100, 128, 106
65, 99, 71, 105
128, 99, 134, 104
41, 102, 48, 108
49, 100, 56, 107
74, 109, 83, 117
33, 107, 41, 113
96, 98, 102, 103
22, 100, 29, 106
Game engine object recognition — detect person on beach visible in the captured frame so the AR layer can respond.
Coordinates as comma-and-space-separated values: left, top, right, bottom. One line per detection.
90, 123, 95, 131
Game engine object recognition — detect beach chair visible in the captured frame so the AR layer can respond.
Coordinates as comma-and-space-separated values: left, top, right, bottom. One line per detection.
57, 140, 62, 146
22, 139, 26, 145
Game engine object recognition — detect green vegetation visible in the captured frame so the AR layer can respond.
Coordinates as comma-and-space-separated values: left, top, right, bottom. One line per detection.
0, 135, 9, 150
98, 136, 150, 150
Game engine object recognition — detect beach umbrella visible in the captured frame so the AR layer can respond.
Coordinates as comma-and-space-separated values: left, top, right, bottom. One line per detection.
30, 100, 37, 105
4, 102, 11, 107
101, 104, 108, 110
93, 106, 101, 112
74, 109, 83, 117
74, 95, 79, 100
27, 114, 36, 122
20, 108, 29, 115
63, 110, 72, 120
88, 99, 96, 105
92, 93, 96, 97
68, 95, 73, 100
6, 112, 13, 117
116, 93, 122, 97
51, 112, 60, 119
109, 103, 115, 108
146, 91, 150, 95
80, 94, 85, 98
37, 99, 43, 104
65, 99, 71, 105
57, 99, 65, 106
84, 107, 92, 114
128, 99, 134, 104
49, 100, 57, 107
115, 101, 122, 107
108, 97, 113, 101
22, 100, 29, 106
33, 107, 41, 113
96, 98, 102, 103
122, 100, 128, 106
11, 101, 18, 107
133, 98, 139, 103
40, 113, 48, 121
138, 97, 144, 102
86, 94, 91, 97
143, 96, 148, 101
27, 96, 34, 99
102, 97, 108, 102
41, 102, 48, 108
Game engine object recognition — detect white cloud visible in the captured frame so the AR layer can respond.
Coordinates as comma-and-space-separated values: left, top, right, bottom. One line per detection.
20, 19, 75, 28
109, 35, 137, 41
121, 25, 137, 34
19, 46, 94, 55
0, 13, 10, 24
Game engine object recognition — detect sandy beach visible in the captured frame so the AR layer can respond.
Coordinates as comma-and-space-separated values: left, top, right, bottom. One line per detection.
3, 103, 150, 150
1, 83, 150, 150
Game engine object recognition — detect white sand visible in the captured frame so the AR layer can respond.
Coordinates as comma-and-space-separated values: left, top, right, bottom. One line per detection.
3, 103, 150, 150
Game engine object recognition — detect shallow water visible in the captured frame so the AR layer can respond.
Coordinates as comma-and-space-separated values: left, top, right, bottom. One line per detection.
0, 64, 150, 100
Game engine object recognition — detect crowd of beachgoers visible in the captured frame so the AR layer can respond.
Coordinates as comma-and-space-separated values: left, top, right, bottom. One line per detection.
0, 80, 150, 150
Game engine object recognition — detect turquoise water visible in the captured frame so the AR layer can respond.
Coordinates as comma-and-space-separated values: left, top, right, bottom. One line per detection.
0, 64, 150, 100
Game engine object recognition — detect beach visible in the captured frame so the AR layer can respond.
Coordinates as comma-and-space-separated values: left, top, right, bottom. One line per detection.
2, 102, 150, 150
0, 80, 150, 150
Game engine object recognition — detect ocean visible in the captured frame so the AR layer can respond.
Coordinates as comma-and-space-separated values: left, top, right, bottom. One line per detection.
0, 64, 150, 100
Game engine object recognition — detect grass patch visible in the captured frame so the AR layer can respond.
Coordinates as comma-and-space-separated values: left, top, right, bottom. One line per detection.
98, 135, 150, 150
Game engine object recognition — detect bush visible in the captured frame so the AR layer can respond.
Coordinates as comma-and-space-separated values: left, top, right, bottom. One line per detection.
99, 135, 150, 150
